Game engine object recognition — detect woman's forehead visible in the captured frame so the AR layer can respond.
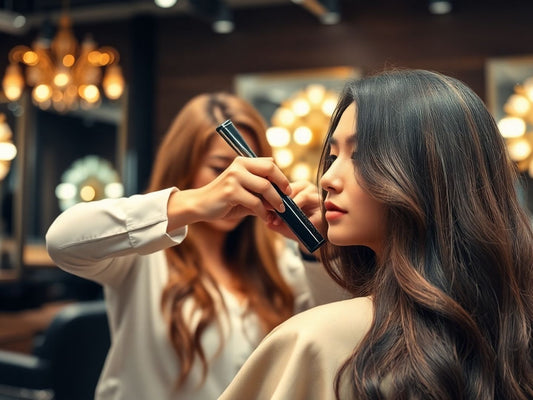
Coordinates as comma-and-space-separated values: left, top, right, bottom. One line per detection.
330, 103, 357, 144
206, 130, 258, 157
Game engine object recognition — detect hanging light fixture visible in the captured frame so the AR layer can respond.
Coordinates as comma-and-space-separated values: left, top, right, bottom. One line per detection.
1, 3, 124, 112
0, 113, 17, 181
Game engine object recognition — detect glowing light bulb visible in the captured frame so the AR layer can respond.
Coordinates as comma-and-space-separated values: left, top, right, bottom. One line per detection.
272, 107, 295, 127
33, 84, 52, 102
54, 72, 70, 87
62, 54, 75, 67
507, 139, 532, 161
292, 97, 311, 117
4, 85, 22, 101
306, 84, 326, 105
103, 65, 124, 100
105, 182, 124, 198
293, 126, 313, 145
274, 149, 294, 169
55, 183, 77, 200
321, 95, 337, 116
155, 0, 177, 8
498, 116, 526, 138
2, 64, 24, 101
505, 94, 531, 117
80, 84, 100, 103
0, 142, 17, 161
266, 126, 291, 147
22, 51, 38, 65
80, 185, 96, 202
290, 163, 311, 181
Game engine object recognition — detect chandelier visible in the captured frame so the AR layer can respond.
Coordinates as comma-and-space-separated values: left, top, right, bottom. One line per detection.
1, 12, 124, 112
267, 84, 338, 181
497, 76, 533, 177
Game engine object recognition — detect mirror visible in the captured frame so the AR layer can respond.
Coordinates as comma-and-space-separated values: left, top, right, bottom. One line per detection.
1, 92, 128, 279
486, 56, 533, 216
235, 67, 361, 182
0, 100, 19, 280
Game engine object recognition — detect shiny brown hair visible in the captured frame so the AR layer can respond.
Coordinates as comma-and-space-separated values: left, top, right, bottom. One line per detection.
318, 70, 533, 399
147, 92, 294, 386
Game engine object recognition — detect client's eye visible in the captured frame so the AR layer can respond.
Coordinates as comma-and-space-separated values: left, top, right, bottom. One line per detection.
210, 166, 226, 175
324, 154, 337, 170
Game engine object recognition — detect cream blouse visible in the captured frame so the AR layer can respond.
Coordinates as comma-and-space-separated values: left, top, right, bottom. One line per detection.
46, 187, 349, 400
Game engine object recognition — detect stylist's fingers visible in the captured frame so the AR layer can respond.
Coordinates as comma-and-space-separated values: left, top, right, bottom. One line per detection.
232, 172, 287, 214
228, 157, 291, 212
290, 180, 317, 199
233, 157, 292, 196
194, 178, 269, 222
290, 181, 321, 212
196, 156, 288, 221
223, 185, 272, 221
288, 180, 325, 234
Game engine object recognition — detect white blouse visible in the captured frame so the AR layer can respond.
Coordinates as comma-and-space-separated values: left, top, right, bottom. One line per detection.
46, 187, 348, 400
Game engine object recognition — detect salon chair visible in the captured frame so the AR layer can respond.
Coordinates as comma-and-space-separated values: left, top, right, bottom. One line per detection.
0, 300, 110, 400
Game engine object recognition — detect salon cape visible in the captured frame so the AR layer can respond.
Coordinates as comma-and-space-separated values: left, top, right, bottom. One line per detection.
218, 297, 374, 400
46, 187, 348, 400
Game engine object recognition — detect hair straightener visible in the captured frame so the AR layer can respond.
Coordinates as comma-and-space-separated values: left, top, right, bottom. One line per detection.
216, 119, 325, 253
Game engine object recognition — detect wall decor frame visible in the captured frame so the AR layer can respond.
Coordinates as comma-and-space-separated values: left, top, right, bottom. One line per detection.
486, 55, 533, 122
235, 66, 361, 121
0, 91, 129, 280
485, 55, 533, 216
235, 66, 361, 182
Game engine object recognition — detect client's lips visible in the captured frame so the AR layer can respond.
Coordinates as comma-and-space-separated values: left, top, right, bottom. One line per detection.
325, 201, 346, 212
324, 201, 347, 221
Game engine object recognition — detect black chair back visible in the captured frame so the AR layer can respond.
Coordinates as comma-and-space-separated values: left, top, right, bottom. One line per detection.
0, 300, 110, 400
35, 300, 110, 400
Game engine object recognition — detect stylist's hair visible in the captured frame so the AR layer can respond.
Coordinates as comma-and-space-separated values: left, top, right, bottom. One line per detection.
319, 70, 533, 399
147, 92, 294, 386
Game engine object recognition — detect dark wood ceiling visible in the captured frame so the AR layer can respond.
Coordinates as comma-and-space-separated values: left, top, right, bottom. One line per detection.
0, 0, 524, 36
0, 0, 515, 20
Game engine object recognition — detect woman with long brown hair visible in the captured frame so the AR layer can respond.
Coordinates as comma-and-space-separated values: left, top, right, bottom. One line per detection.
46, 92, 342, 399
219, 69, 533, 400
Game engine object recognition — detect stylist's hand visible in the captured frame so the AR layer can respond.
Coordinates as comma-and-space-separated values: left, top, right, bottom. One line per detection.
265, 180, 325, 245
167, 157, 291, 230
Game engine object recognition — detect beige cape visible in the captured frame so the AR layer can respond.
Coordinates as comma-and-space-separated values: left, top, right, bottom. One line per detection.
219, 297, 373, 400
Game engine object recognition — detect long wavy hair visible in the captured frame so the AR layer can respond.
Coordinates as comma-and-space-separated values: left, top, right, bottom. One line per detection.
147, 92, 294, 386
318, 69, 533, 399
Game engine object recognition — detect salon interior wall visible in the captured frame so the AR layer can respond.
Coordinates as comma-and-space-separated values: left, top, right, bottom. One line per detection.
152, 0, 533, 141
154, 0, 533, 216
0, 0, 532, 270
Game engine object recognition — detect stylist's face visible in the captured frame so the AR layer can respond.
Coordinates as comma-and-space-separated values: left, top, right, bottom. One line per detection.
320, 104, 387, 255
192, 130, 259, 232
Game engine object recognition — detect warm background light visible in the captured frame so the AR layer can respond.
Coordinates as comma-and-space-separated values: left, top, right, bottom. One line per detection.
56, 155, 123, 211
1, 13, 124, 112
266, 126, 290, 147
2, 64, 24, 100
273, 149, 294, 169
79, 185, 96, 202
0, 113, 17, 181
267, 84, 339, 182
498, 76, 533, 177
498, 116, 526, 138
